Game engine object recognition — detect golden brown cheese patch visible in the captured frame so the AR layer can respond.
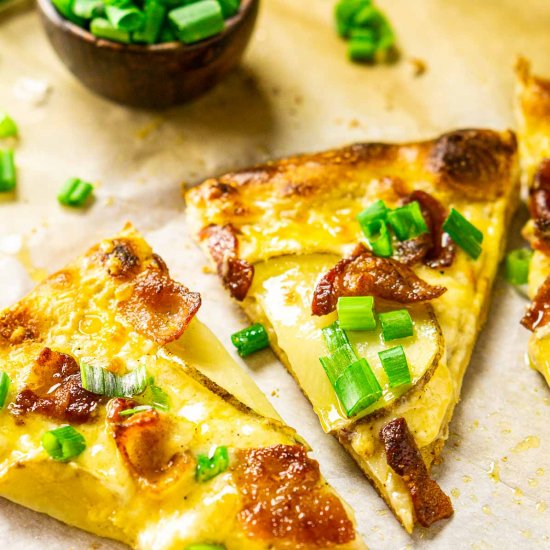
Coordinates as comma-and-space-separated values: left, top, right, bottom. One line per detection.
0, 307, 42, 345
100, 238, 142, 280
517, 58, 550, 120
233, 445, 356, 546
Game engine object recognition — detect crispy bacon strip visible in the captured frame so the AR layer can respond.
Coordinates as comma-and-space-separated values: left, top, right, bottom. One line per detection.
119, 267, 201, 345
199, 224, 254, 301
312, 244, 446, 316
380, 417, 454, 527
521, 273, 550, 331
10, 348, 100, 424
233, 445, 355, 546
529, 159, 550, 241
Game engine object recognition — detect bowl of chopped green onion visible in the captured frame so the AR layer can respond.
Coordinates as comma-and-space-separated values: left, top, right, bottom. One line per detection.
36, 0, 259, 108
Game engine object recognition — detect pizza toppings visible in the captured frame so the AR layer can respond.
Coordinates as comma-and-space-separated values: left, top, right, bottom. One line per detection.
199, 224, 254, 301
10, 348, 101, 424
119, 267, 201, 345
42, 425, 87, 462
379, 417, 454, 527
0, 307, 41, 345
101, 238, 142, 279
529, 159, 550, 241
230, 323, 270, 357
312, 244, 446, 316
233, 445, 355, 546
521, 273, 550, 331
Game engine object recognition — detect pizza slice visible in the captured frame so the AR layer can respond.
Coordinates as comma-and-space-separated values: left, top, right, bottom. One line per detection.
186, 129, 519, 532
0, 224, 364, 550
516, 59, 550, 387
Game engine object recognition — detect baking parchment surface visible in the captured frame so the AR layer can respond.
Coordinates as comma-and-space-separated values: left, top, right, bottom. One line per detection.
0, 1, 549, 548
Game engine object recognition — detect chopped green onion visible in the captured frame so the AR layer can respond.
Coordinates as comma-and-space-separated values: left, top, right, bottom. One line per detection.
379, 345, 411, 387
337, 296, 376, 331
231, 323, 269, 357
159, 25, 176, 42
57, 177, 94, 207
80, 363, 148, 397
51, 0, 86, 26
334, 0, 369, 38
348, 31, 377, 62
169, 0, 224, 45
334, 357, 382, 417
42, 425, 86, 462
217, 0, 240, 19
506, 248, 532, 286
90, 17, 132, 43
442, 208, 483, 260
119, 404, 154, 417
185, 544, 226, 550
133, 0, 166, 44
322, 321, 351, 352
0, 112, 18, 138
106, 4, 144, 31
195, 446, 229, 482
387, 201, 428, 241
357, 199, 388, 231
364, 219, 393, 257
379, 309, 413, 341
0, 149, 16, 193
135, 383, 170, 411
0, 372, 11, 409
73, 0, 104, 19
320, 344, 357, 386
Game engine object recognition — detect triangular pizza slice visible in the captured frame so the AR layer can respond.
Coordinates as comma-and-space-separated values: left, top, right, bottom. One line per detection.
0, 224, 364, 550
186, 129, 519, 531
516, 59, 550, 387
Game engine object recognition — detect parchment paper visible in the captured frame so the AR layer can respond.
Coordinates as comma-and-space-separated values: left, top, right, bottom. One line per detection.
1, 1, 549, 548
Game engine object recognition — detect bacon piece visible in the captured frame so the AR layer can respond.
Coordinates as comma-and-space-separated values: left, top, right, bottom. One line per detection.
119, 267, 201, 345
101, 239, 141, 280
379, 417, 454, 527
10, 348, 100, 424
521, 273, 550, 331
312, 244, 446, 316
199, 224, 254, 301
107, 398, 193, 492
529, 159, 550, 241
233, 445, 355, 546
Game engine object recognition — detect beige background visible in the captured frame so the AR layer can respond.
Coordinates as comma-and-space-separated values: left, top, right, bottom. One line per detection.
1, 0, 550, 548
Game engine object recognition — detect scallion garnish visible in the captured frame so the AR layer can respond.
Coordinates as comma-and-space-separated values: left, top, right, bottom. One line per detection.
379, 345, 411, 387
58, 177, 94, 207
0, 112, 18, 138
387, 201, 428, 241
506, 248, 532, 286
119, 404, 154, 417
334, 357, 382, 417
442, 208, 483, 260
379, 309, 413, 341
135, 383, 170, 412
364, 219, 393, 257
322, 320, 352, 352
0, 372, 11, 409
320, 344, 357, 386
195, 446, 229, 482
0, 149, 16, 193
80, 363, 148, 397
185, 544, 226, 550
356, 199, 388, 231
337, 296, 376, 331
231, 323, 269, 357
169, 0, 225, 45
42, 425, 86, 462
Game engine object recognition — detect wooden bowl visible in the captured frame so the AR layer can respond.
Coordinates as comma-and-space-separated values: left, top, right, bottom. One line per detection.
36, 0, 260, 109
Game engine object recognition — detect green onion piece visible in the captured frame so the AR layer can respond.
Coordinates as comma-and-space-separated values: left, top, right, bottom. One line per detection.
379, 345, 411, 387
230, 323, 269, 357
0, 112, 18, 138
159, 24, 176, 42
73, 0, 105, 19
195, 446, 230, 482
322, 321, 351, 352
320, 344, 357, 386
442, 208, 483, 260
106, 4, 145, 31
506, 248, 533, 286
0, 149, 16, 193
119, 404, 154, 417
387, 201, 428, 241
379, 309, 413, 341
135, 383, 170, 411
51, 0, 87, 26
132, 0, 165, 44
0, 372, 11, 409
217, 0, 239, 19
337, 296, 376, 331
80, 363, 148, 397
169, 0, 224, 44
365, 219, 393, 257
90, 17, 132, 42
42, 425, 87, 462
347, 29, 377, 62
334, 357, 382, 417
57, 177, 94, 207
334, 0, 370, 38
185, 544, 226, 550
357, 199, 388, 232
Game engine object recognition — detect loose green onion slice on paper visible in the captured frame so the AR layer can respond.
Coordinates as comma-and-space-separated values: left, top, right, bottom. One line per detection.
506, 248, 533, 286
334, 357, 382, 417
58, 177, 94, 207
185, 544, 226, 550
195, 446, 230, 483
169, 0, 225, 45
90, 18, 132, 43
42, 425, 87, 462
0, 372, 11, 409
387, 201, 428, 241
364, 219, 393, 257
0, 112, 18, 138
118, 404, 154, 417
379, 345, 411, 387
443, 208, 483, 260
80, 363, 148, 397
334, 0, 370, 38
379, 309, 414, 341
0, 149, 16, 192
231, 323, 269, 357
337, 296, 377, 331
